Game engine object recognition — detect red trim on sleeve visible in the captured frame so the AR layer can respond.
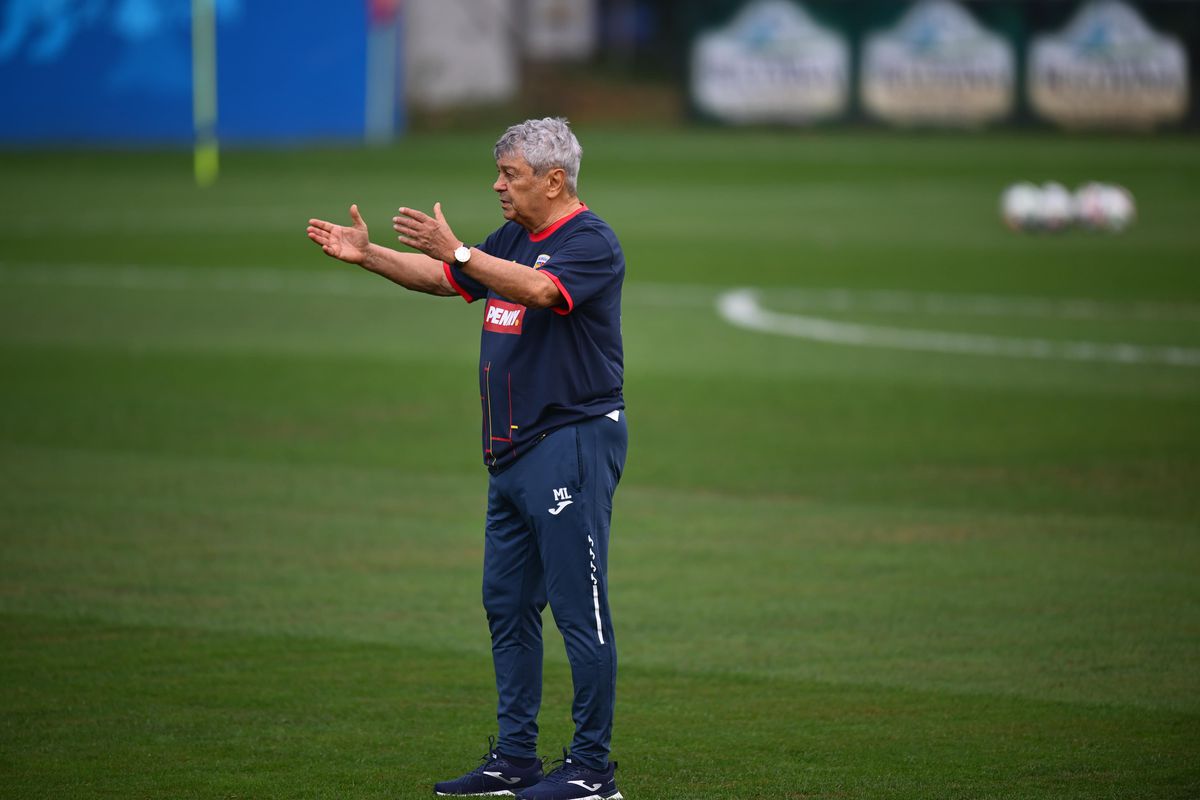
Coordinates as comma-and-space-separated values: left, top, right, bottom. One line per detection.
443, 261, 475, 303
542, 270, 574, 316
528, 203, 588, 242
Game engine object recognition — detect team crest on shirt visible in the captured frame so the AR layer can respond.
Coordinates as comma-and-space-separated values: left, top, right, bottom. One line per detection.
534, 254, 551, 269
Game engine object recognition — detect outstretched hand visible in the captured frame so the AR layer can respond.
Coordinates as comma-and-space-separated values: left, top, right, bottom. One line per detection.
393, 202, 460, 264
307, 204, 371, 264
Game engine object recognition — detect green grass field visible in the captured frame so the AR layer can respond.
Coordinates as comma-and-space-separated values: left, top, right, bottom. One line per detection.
1, 130, 1198, 799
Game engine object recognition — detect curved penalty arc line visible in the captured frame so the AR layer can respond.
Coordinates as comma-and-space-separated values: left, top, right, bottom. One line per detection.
716, 289, 1200, 368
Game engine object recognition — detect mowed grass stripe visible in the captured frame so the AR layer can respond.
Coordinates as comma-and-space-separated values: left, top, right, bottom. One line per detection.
2, 338, 1197, 513
3, 443, 1196, 714
4, 267, 1200, 401
9, 260, 1200, 321
2, 613, 1197, 800
2, 132, 1199, 299
7, 260, 1200, 376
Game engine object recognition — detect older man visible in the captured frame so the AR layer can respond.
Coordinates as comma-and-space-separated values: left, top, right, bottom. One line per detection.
306, 118, 626, 800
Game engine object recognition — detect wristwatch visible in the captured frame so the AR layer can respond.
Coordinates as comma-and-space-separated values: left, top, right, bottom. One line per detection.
453, 244, 472, 265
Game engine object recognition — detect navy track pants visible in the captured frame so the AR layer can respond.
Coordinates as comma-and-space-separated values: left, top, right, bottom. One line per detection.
483, 411, 627, 770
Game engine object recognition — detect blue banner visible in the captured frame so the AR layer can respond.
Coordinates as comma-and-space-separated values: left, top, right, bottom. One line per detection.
0, 0, 398, 144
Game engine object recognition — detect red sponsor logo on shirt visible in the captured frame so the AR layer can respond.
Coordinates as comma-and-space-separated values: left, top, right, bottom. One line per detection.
483, 298, 526, 334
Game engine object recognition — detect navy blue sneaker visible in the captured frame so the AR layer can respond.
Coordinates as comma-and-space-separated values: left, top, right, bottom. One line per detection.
434, 736, 545, 797
514, 750, 622, 800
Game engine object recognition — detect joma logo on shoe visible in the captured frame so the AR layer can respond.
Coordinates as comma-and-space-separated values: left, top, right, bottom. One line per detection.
483, 772, 521, 784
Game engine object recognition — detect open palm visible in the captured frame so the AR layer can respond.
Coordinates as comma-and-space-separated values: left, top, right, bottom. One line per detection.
306, 204, 371, 264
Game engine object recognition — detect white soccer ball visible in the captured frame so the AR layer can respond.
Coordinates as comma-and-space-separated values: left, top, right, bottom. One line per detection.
1000, 182, 1042, 231
1039, 181, 1074, 232
1073, 182, 1108, 230
1099, 184, 1136, 232
1073, 182, 1136, 232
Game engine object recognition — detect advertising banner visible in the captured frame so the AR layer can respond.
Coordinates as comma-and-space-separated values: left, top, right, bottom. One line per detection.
1029, 0, 1189, 129
690, 0, 849, 125
861, 0, 1014, 127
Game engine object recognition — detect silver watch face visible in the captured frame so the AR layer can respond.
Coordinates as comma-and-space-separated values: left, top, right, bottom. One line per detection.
455, 246, 471, 263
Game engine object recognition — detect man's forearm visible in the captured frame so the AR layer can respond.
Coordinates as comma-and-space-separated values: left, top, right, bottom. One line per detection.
362, 244, 456, 296
461, 248, 562, 309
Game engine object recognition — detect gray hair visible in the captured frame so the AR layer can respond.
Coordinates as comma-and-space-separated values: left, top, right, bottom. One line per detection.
494, 117, 582, 196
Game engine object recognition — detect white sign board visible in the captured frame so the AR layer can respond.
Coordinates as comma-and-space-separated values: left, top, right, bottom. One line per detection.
861, 1, 1014, 127
691, 0, 849, 124
405, 0, 518, 110
525, 0, 598, 61
1029, 0, 1189, 129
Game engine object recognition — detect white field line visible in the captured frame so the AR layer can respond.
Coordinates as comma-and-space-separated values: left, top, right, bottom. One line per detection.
717, 289, 1200, 368
748, 287, 1200, 322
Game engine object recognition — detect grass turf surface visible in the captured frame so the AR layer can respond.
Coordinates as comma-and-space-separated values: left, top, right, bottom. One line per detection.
1, 130, 1199, 798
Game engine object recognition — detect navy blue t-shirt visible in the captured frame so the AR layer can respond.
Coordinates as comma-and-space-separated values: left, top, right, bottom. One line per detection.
443, 205, 625, 471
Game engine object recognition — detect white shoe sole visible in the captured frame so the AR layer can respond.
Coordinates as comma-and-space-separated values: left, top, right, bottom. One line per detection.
434, 792, 517, 797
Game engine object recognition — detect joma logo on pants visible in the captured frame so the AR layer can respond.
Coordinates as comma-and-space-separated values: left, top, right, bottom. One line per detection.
549, 487, 573, 516
483, 299, 526, 334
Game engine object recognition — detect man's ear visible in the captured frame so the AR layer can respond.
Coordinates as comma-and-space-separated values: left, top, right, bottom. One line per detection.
545, 168, 567, 199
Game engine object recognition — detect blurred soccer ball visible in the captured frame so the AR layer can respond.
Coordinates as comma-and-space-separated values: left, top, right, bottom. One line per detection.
1074, 182, 1135, 232
1073, 182, 1109, 230
1100, 184, 1135, 231
1001, 182, 1042, 231
1039, 182, 1074, 232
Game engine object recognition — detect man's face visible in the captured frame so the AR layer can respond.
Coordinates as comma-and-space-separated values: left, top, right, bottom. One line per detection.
493, 152, 548, 230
